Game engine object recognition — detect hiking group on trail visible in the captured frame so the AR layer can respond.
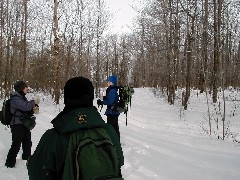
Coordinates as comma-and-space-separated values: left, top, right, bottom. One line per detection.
0, 75, 134, 179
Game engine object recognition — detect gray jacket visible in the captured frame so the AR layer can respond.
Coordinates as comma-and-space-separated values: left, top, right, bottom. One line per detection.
10, 92, 35, 125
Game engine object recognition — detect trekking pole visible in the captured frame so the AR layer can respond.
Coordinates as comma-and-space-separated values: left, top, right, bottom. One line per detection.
125, 112, 127, 126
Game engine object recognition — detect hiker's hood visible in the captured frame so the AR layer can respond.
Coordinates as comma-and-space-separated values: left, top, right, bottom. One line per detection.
51, 106, 106, 134
11, 91, 25, 97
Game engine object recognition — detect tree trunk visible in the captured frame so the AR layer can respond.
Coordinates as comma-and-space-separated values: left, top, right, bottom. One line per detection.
53, 0, 61, 104
22, 0, 28, 80
183, 1, 196, 110
184, 33, 193, 110
95, 0, 101, 98
212, 0, 222, 103
200, 0, 209, 93
0, 0, 3, 98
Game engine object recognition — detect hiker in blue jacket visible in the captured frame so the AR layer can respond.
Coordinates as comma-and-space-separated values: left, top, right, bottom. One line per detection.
5, 80, 39, 168
97, 75, 121, 139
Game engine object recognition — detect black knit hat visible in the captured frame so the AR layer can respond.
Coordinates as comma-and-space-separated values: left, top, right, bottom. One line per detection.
64, 77, 94, 107
14, 80, 28, 92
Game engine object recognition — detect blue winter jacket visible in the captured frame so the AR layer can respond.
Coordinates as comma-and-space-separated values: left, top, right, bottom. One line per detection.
10, 92, 35, 125
103, 86, 120, 116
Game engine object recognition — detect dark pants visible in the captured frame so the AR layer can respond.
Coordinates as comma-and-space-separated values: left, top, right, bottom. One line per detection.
5, 124, 32, 167
107, 115, 120, 139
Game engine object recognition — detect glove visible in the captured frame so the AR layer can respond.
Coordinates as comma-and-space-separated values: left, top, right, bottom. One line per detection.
34, 97, 40, 105
33, 104, 39, 114
97, 99, 103, 106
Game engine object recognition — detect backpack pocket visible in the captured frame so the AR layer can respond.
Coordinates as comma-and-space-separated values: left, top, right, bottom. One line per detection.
62, 128, 123, 180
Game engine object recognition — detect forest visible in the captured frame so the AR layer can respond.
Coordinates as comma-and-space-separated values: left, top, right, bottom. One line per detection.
0, 0, 239, 109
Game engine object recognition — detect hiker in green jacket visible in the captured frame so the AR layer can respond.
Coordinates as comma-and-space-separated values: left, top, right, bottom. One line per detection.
27, 77, 124, 180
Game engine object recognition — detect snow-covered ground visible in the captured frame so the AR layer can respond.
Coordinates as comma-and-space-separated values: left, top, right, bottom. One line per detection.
0, 88, 240, 180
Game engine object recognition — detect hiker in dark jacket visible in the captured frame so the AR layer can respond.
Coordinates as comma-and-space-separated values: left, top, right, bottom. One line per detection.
5, 80, 40, 168
27, 76, 124, 180
97, 75, 121, 139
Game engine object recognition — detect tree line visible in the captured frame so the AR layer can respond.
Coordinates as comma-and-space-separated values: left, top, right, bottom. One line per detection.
0, 0, 239, 108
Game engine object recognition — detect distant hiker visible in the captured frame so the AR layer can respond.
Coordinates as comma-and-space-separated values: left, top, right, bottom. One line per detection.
5, 80, 40, 168
27, 77, 124, 180
97, 75, 121, 139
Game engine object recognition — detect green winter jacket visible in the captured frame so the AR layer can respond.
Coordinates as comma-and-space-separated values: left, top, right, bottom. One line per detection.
27, 106, 124, 180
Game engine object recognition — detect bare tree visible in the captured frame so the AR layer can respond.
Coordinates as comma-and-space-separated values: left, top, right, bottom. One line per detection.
212, 0, 223, 103
53, 0, 61, 104
21, 0, 28, 80
95, 0, 101, 98
0, 0, 4, 98
3, 0, 13, 98
199, 0, 209, 93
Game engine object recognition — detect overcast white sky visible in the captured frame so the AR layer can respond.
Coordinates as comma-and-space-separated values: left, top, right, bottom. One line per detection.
104, 0, 141, 34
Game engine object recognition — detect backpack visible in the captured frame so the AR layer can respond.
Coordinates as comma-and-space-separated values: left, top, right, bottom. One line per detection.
62, 127, 123, 180
0, 99, 13, 126
112, 85, 134, 126
115, 85, 134, 114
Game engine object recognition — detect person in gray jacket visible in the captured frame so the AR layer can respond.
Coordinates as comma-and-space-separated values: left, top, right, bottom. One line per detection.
5, 80, 39, 168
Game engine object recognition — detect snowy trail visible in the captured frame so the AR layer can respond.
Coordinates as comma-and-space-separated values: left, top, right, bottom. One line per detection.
117, 88, 240, 180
